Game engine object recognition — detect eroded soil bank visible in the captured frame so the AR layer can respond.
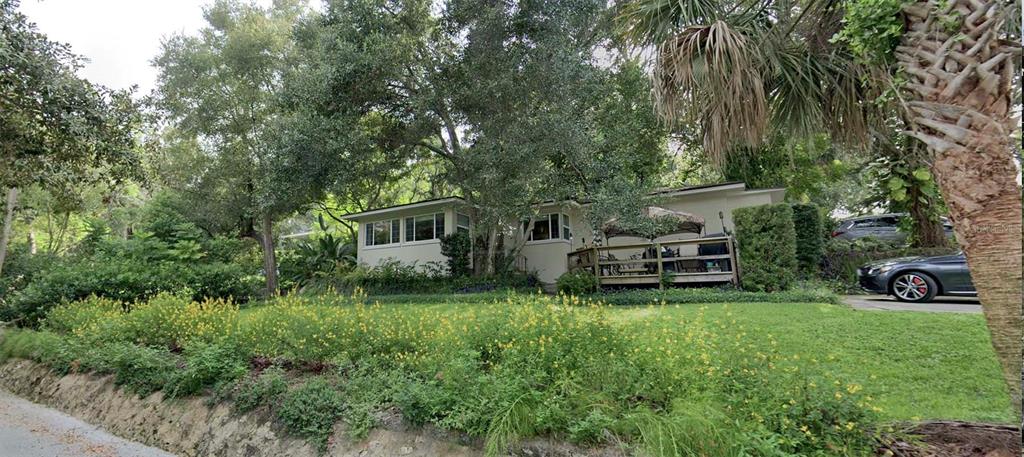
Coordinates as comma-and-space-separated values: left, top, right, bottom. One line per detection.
0, 359, 623, 457
2, 358, 1018, 457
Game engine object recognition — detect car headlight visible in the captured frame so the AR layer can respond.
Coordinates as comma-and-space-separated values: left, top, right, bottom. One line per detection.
867, 265, 895, 276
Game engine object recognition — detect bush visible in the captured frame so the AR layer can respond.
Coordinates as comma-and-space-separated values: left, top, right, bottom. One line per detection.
791, 204, 824, 277
278, 233, 356, 291
555, 270, 600, 295
0, 243, 58, 312
337, 259, 535, 295
5, 239, 258, 326
164, 342, 248, 398
821, 237, 956, 292
591, 284, 839, 306
104, 342, 179, 396
234, 366, 289, 413
733, 204, 798, 292
278, 377, 345, 449
440, 232, 472, 277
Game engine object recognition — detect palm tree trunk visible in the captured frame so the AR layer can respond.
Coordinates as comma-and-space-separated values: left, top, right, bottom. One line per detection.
897, 0, 1022, 416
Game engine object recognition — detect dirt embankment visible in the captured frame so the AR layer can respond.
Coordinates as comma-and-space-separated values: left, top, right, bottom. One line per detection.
1, 359, 1018, 457
0, 359, 624, 457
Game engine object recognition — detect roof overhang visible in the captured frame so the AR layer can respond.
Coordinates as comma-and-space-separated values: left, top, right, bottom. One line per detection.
649, 182, 747, 199
340, 197, 465, 221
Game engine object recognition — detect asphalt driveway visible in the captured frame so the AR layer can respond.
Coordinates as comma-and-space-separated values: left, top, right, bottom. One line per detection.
843, 295, 982, 313
0, 388, 174, 457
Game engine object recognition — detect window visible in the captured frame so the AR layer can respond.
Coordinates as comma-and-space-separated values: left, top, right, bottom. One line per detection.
527, 214, 571, 242
365, 219, 400, 246
457, 213, 471, 234
404, 213, 445, 242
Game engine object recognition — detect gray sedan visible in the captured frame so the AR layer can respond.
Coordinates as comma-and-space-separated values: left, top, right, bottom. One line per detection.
857, 253, 976, 303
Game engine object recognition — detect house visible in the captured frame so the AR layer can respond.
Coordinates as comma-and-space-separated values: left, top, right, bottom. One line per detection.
341, 182, 785, 284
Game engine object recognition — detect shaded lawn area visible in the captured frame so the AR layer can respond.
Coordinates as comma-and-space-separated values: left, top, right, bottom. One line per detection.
363, 294, 1014, 424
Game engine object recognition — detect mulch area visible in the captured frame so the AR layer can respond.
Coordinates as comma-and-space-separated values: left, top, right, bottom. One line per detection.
880, 421, 1021, 457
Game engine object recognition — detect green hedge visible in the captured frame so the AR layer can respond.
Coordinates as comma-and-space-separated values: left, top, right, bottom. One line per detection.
589, 285, 839, 306
791, 204, 824, 277
733, 204, 798, 292
339, 260, 536, 295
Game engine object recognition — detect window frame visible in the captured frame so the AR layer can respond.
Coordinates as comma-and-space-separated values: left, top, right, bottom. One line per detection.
456, 213, 471, 234
526, 213, 571, 244
403, 212, 446, 243
365, 219, 401, 247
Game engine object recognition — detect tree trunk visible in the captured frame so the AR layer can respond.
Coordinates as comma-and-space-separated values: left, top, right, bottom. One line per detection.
907, 185, 948, 248
260, 213, 279, 295
897, 0, 1022, 416
27, 228, 36, 254
0, 187, 18, 277
484, 225, 498, 275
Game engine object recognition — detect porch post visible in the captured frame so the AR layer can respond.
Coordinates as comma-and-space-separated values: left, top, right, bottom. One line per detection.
655, 242, 664, 290
727, 236, 740, 286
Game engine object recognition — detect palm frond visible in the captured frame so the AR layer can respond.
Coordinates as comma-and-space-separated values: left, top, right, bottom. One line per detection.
616, 0, 723, 45
654, 20, 768, 164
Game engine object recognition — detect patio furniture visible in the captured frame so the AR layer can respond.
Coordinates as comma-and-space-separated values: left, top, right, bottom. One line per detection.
566, 236, 739, 288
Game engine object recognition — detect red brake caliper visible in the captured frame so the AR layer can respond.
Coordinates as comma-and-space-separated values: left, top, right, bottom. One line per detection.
911, 277, 926, 294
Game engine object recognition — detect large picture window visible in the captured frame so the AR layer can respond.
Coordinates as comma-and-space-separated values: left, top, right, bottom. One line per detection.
404, 213, 445, 242
527, 214, 571, 242
365, 219, 400, 246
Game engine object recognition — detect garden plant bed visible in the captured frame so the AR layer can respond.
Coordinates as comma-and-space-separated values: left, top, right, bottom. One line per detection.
0, 292, 1016, 456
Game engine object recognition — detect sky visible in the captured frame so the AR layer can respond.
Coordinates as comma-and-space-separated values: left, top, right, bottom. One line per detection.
18, 0, 234, 95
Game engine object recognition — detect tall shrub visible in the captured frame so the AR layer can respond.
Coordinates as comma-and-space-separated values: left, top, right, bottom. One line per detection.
790, 204, 823, 277
733, 204, 797, 292
440, 232, 472, 277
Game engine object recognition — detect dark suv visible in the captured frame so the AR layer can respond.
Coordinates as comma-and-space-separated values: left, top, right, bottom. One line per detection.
832, 213, 954, 243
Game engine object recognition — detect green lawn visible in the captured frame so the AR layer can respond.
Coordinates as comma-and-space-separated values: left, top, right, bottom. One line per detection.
364, 294, 1014, 424
612, 302, 1012, 423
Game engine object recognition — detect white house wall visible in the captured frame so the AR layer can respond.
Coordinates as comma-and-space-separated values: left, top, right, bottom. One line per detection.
355, 205, 458, 272
520, 238, 574, 284
349, 186, 783, 284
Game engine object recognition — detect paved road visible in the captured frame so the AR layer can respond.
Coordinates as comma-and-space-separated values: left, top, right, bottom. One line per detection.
843, 294, 982, 313
0, 388, 175, 457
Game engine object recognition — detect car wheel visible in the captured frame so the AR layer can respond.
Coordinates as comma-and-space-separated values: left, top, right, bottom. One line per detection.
891, 272, 939, 303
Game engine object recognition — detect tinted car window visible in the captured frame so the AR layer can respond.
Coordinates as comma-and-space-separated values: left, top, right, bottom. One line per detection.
852, 219, 880, 228
878, 216, 899, 226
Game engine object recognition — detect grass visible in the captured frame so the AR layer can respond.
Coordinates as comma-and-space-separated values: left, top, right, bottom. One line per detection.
252, 294, 1012, 424
609, 302, 1012, 423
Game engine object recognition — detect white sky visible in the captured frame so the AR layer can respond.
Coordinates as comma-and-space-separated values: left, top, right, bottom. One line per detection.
17, 0, 265, 95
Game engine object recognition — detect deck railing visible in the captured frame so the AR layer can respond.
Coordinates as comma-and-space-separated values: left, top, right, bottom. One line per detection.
566, 236, 739, 287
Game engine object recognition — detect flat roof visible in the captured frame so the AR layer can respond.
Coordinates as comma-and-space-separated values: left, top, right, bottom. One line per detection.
340, 196, 464, 220
341, 182, 785, 220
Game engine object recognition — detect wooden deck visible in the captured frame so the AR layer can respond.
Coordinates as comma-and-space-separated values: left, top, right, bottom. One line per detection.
566, 236, 739, 288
